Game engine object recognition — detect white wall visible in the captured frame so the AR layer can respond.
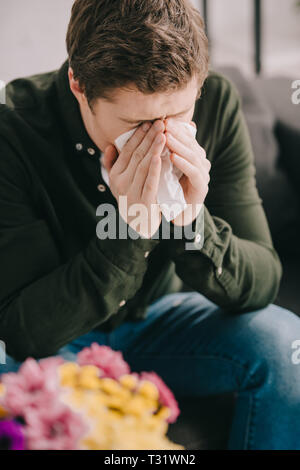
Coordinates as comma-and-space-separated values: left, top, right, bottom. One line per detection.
0, 0, 299, 84
0, 0, 73, 83
208, 0, 300, 77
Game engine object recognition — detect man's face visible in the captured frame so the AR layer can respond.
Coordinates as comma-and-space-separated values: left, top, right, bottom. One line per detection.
69, 68, 200, 154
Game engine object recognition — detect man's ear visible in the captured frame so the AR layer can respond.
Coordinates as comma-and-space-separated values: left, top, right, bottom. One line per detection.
68, 67, 87, 105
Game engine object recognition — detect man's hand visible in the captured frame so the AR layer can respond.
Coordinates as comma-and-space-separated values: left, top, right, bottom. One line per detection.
164, 118, 211, 226
102, 120, 166, 238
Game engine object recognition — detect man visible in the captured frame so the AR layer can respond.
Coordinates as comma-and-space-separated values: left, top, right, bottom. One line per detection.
0, 0, 300, 450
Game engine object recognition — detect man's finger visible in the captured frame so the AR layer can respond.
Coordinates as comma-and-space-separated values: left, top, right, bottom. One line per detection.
132, 132, 165, 198
142, 153, 162, 201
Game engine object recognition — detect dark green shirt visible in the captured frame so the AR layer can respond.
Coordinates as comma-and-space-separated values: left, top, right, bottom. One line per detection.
0, 60, 282, 361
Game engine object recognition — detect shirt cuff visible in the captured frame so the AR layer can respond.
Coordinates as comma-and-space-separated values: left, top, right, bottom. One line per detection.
166, 204, 204, 254
95, 213, 160, 275
167, 204, 229, 266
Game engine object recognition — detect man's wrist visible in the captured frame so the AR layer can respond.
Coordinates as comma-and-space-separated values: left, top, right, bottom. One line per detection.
166, 204, 204, 251
171, 203, 203, 227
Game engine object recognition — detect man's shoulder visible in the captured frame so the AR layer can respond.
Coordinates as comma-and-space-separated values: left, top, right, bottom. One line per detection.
0, 104, 25, 149
193, 68, 243, 154
0, 66, 63, 154
1, 66, 61, 138
201, 68, 242, 109
5, 68, 59, 111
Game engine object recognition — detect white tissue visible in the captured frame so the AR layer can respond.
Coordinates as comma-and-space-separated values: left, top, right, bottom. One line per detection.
100, 122, 197, 222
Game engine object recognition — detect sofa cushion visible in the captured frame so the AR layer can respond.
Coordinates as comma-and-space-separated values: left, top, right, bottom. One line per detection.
214, 66, 300, 257
255, 77, 300, 195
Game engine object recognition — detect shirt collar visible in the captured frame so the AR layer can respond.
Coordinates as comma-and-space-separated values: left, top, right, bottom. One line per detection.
55, 59, 100, 158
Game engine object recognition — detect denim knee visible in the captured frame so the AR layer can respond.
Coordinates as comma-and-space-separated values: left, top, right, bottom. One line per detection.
224, 303, 300, 386
247, 304, 300, 359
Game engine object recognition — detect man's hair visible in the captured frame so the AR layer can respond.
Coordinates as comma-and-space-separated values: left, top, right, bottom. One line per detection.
66, 0, 209, 110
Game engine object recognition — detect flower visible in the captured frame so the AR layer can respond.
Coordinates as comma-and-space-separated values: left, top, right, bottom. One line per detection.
77, 343, 130, 379
0, 348, 183, 449
59, 362, 102, 390
138, 371, 180, 423
23, 400, 89, 450
0, 357, 64, 416
0, 419, 25, 450
118, 373, 139, 391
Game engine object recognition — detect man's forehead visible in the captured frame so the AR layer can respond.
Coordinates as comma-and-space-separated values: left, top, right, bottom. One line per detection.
119, 105, 194, 124
112, 78, 199, 122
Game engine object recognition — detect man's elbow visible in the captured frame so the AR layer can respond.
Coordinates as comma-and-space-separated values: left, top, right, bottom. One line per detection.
1, 329, 46, 363
224, 248, 283, 314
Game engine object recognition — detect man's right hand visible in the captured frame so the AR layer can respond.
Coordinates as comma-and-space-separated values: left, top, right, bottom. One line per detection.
102, 120, 166, 239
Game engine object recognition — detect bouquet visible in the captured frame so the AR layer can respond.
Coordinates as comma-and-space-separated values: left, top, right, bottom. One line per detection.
0, 343, 184, 450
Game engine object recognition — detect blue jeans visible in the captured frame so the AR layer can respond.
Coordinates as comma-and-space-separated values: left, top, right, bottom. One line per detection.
1, 291, 300, 450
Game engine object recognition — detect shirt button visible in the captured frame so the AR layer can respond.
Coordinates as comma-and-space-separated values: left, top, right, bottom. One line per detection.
217, 266, 223, 276
195, 233, 201, 244
76, 143, 83, 151
97, 184, 106, 192
87, 148, 96, 156
119, 299, 126, 307
144, 251, 150, 258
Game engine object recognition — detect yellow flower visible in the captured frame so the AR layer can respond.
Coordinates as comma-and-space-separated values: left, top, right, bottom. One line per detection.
0, 384, 8, 418
62, 388, 86, 408
119, 374, 139, 390
59, 362, 104, 391
136, 380, 159, 401
0, 405, 8, 419
59, 362, 80, 388
0, 383, 5, 397
98, 377, 124, 395
154, 406, 171, 421
58, 361, 183, 450
77, 365, 102, 390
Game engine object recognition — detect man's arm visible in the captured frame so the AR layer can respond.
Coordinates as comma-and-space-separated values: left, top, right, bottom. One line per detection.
0, 136, 159, 361
164, 76, 282, 312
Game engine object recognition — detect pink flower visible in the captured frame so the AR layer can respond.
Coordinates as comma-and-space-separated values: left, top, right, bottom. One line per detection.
23, 400, 89, 450
0, 356, 89, 449
77, 343, 130, 379
0, 357, 64, 416
139, 371, 180, 423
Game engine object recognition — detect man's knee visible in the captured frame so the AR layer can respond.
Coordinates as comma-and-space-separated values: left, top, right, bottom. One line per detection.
227, 303, 300, 372
249, 304, 300, 353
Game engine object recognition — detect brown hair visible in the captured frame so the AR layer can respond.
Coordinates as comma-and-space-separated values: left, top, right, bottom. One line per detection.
66, 0, 209, 110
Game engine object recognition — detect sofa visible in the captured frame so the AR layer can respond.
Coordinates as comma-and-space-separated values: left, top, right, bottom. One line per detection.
166, 65, 300, 449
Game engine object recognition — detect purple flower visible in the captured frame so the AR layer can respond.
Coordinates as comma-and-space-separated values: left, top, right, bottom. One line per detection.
77, 343, 130, 379
0, 419, 25, 450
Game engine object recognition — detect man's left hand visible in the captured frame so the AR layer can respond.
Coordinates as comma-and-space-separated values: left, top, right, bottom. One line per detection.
164, 118, 211, 226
